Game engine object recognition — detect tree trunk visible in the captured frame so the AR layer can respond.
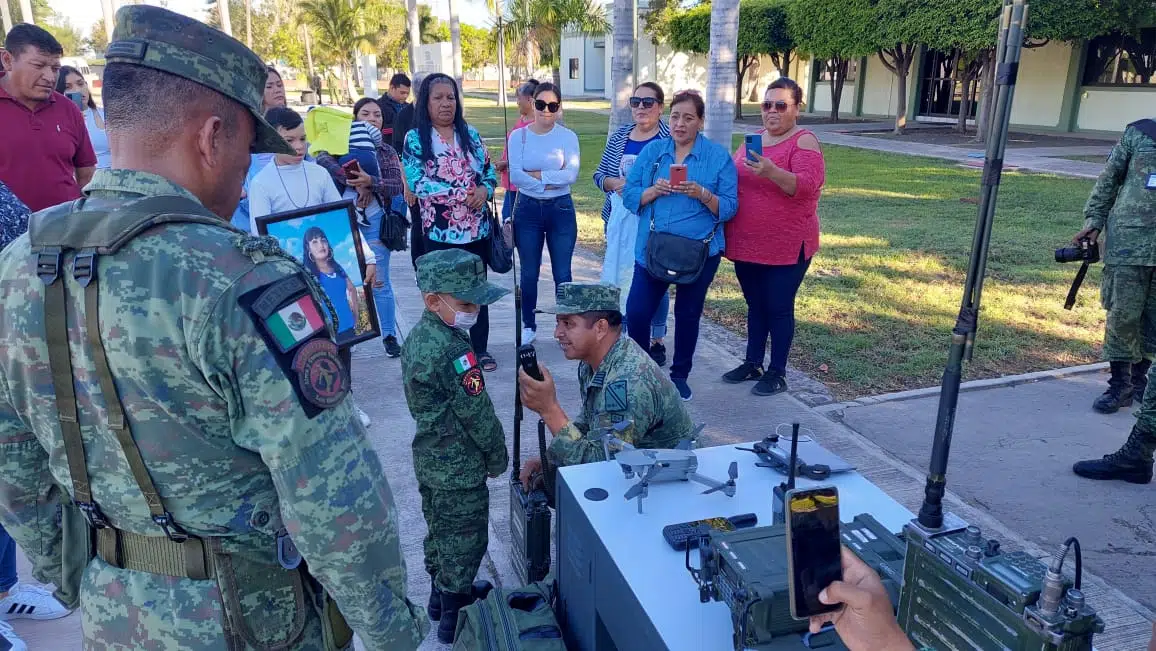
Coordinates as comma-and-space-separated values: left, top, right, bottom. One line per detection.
974, 50, 996, 144
746, 57, 761, 103
829, 57, 847, 123
303, 25, 315, 77
704, 0, 739, 147
17, 0, 33, 24
245, 0, 252, 48
407, 0, 421, 74
735, 57, 753, 120
101, 0, 115, 43
216, 0, 232, 36
893, 58, 909, 135
608, 0, 637, 133
496, 24, 509, 108
449, 0, 464, 90
1, 0, 14, 34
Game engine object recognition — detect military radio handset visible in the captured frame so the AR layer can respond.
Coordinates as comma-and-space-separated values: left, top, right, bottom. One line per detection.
518, 344, 544, 381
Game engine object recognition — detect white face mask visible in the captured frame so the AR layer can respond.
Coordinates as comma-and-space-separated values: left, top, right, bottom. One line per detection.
440, 296, 478, 330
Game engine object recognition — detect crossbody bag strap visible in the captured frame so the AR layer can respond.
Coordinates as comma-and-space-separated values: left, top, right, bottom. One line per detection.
647, 163, 659, 232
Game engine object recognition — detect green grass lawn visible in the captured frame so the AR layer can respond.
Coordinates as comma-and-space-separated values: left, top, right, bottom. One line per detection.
462, 98, 1103, 399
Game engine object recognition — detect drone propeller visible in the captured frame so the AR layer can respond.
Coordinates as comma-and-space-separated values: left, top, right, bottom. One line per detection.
701, 462, 739, 496
624, 464, 661, 501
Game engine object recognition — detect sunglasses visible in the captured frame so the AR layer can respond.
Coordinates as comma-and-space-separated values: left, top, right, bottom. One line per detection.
535, 99, 561, 113
629, 96, 660, 109
762, 100, 793, 112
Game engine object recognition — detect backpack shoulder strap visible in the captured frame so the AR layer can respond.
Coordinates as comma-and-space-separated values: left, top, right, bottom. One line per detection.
1127, 119, 1156, 144
29, 194, 223, 255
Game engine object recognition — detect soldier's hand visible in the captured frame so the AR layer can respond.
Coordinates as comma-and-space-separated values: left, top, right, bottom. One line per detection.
518, 365, 558, 414
1073, 227, 1100, 245
809, 547, 914, 651
520, 457, 543, 491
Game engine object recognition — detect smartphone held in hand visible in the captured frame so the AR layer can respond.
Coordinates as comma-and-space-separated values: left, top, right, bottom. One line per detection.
785, 485, 843, 620
341, 159, 362, 176
669, 164, 688, 187
745, 134, 762, 162
66, 92, 86, 111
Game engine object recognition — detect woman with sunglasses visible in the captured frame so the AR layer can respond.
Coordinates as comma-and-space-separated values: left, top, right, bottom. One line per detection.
593, 82, 673, 366
622, 90, 738, 402
507, 82, 581, 344
722, 77, 826, 397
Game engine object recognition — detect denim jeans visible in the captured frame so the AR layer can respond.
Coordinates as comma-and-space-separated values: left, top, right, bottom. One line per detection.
626, 256, 722, 380
734, 249, 811, 375
0, 523, 16, 593
359, 210, 397, 338
501, 189, 517, 221
513, 194, 577, 332
623, 287, 669, 341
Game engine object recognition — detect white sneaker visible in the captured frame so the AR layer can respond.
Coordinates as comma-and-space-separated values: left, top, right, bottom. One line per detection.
0, 584, 71, 621
522, 327, 536, 345
355, 405, 371, 428
0, 621, 28, 651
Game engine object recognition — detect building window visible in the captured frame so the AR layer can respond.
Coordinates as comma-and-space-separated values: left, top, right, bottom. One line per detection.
1082, 28, 1155, 86
569, 58, 580, 79
815, 59, 859, 83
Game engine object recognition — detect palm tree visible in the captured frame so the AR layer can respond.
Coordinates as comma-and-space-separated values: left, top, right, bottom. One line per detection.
607, 0, 635, 133
407, 0, 420, 75
507, 0, 609, 87
704, 0, 739, 147
485, 0, 509, 107
216, 0, 233, 36
301, 0, 378, 105
449, 0, 464, 89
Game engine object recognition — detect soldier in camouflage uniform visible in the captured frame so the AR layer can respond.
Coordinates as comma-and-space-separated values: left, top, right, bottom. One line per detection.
0, 6, 429, 649
1076, 120, 1156, 414
518, 283, 693, 487
1073, 119, 1156, 484
402, 249, 509, 643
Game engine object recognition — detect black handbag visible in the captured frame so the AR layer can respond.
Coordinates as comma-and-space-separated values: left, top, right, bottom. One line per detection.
378, 195, 410, 252
486, 201, 514, 274
642, 163, 719, 285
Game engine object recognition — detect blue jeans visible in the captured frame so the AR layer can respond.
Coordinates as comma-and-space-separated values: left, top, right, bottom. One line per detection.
0, 523, 16, 593
624, 291, 669, 341
360, 211, 397, 338
734, 249, 811, 375
501, 189, 517, 221
626, 256, 722, 380
513, 194, 577, 331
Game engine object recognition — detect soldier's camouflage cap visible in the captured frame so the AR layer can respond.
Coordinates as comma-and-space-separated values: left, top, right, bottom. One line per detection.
554, 283, 621, 316
417, 249, 509, 306
106, 5, 293, 155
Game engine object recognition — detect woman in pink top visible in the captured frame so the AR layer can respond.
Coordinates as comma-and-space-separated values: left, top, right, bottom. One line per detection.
495, 79, 539, 220
723, 77, 826, 396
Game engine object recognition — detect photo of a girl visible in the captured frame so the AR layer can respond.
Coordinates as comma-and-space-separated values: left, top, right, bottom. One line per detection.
302, 226, 363, 342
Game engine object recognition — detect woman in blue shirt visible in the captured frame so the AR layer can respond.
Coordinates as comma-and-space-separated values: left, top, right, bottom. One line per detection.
57, 66, 109, 169
622, 91, 739, 401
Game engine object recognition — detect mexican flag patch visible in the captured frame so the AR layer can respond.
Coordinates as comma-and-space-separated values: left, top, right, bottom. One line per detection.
453, 351, 477, 374
266, 295, 325, 351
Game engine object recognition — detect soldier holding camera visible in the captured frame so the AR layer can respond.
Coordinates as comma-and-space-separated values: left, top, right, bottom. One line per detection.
1072, 119, 1156, 484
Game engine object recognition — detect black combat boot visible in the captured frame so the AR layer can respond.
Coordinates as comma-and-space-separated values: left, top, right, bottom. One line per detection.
427, 577, 442, 621
437, 591, 475, 643
1093, 361, 1134, 413
1132, 360, 1152, 402
1073, 424, 1155, 484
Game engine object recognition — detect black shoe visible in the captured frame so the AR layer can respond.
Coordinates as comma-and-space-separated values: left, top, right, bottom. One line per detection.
437, 591, 474, 643
722, 362, 763, 384
649, 342, 667, 367
427, 578, 442, 621
1073, 425, 1155, 484
383, 335, 401, 358
1093, 361, 1134, 413
752, 370, 788, 396
1132, 359, 1151, 401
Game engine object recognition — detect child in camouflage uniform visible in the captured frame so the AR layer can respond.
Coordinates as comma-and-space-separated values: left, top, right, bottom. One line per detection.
402, 249, 509, 642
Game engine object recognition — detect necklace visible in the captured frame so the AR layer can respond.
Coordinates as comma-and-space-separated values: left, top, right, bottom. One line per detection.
274, 161, 310, 209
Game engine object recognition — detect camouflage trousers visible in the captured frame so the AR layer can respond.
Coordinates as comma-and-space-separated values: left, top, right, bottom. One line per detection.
1133, 363, 1156, 441
418, 484, 489, 594
1100, 265, 1156, 362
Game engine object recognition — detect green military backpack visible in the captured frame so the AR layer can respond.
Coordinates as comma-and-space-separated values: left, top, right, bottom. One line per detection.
452, 579, 567, 651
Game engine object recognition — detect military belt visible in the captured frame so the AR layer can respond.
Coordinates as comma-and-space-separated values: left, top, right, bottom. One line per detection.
94, 527, 216, 580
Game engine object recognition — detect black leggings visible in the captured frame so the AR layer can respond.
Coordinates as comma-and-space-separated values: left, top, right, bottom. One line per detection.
734, 245, 811, 375
422, 235, 492, 355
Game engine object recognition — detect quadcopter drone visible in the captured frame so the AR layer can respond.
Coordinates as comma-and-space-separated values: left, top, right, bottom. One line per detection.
599, 423, 739, 513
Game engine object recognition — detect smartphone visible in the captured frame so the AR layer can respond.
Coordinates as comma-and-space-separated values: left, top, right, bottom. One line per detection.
745, 134, 762, 162
785, 485, 843, 620
517, 344, 543, 381
341, 159, 362, 176
66, 91, 85, 111
669, 164, 688, 186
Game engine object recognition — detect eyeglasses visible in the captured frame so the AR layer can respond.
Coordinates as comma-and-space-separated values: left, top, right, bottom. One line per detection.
535, 99, 561, 113
629, 96, 660, 109
762, 100, 793, 112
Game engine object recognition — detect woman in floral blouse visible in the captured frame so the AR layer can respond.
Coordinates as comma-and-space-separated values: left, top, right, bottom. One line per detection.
403, 73, 500, 371
0, 181, 30, 251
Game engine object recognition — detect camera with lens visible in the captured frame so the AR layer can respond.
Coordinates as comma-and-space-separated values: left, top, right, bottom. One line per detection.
1055, 238, 1100, 264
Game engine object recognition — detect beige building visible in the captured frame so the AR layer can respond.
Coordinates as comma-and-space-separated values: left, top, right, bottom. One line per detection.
561, 26, 1154, 134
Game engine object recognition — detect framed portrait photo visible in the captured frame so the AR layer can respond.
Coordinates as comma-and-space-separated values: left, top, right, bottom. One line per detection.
255, 200, 381, 349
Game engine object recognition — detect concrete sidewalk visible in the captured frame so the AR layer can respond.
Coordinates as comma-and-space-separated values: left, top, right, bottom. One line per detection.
10, 244, 1153, 649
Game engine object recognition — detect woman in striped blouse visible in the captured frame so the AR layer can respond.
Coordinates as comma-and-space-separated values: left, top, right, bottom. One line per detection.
592, 82, 673, 366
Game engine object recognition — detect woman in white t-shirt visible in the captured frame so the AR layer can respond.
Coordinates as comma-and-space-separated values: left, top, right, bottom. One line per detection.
249, 107, 377, 428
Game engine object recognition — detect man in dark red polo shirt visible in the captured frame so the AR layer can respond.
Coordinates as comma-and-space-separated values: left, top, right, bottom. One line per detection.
0, 24, 96, 212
